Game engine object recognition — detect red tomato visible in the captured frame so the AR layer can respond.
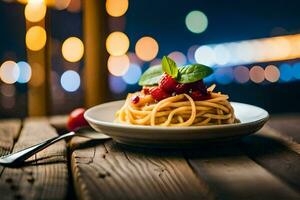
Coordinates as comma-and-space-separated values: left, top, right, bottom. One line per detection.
67, 108, 89, 131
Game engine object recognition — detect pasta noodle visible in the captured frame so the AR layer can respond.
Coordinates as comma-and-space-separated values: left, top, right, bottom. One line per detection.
115, 85, 239, 127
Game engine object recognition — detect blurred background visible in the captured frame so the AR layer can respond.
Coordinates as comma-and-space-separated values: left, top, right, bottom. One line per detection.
1, 0, 300, 119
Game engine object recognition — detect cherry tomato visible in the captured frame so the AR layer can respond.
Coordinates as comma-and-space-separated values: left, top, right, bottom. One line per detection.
67, 108, 89, 131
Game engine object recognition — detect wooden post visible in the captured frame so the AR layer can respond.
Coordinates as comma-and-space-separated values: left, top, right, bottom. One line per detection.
26, 17, 51, 116
83, 0, 108, 107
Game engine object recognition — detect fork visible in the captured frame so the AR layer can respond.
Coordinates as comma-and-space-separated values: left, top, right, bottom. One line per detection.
0, 127, 110, 167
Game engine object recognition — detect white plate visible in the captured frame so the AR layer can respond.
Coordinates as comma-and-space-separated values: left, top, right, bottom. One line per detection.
84, 100, 269, 147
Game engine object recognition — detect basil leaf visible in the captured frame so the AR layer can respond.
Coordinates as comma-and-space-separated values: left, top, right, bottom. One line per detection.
162, 56, 178, 78
138, 65, 163, 86
177, 64, 213, 83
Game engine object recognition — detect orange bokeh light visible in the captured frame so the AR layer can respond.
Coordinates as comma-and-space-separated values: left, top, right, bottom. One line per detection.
107, 55, 130, 76
106, 32, 129, 56
249, 65, 265, 83
106, 0, 128, 17
264, 65, 280, 82
62, 37, 84, 62
24, 1, 46, 22
54, 0, 71, 10
26, 26, 47, 51
135, 36, 159, 61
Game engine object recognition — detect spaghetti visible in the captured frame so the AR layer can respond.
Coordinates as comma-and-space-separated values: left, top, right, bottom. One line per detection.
115, 85, 238, 127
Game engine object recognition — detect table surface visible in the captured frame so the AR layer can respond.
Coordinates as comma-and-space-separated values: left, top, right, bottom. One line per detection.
0, 115, 300, 200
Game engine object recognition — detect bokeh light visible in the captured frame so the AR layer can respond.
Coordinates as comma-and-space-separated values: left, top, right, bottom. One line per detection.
0, 84, 15, 97
187, 34, 300, 67
185, 10, 208, 34
215, 68, 233, 85
168, 51, 187, 66
62, 37, 84, 62
25, 1, 46, 22
293, 63, 300, 79
264, 65, 280, 83
279, 63, 293, 82
55, 0, 71, 10
225, 42, 241, 64
19, 0, 72, 9
269, 37, 289, 60
214, 44, 231, 65
122, 64, 142, 84
249, 65, 265, 83
135, 36, 159, 61
109, 75, 126, 94
0, 61, 20, 84
195, 45, 215, 66
233, 66, 249, 84
107, 54, 130, 76
26, 26, 47, 51
28, 0, 43, 4
106, 32, 129, 56
17, 0, 28, 4
234, 41, 255, 63
60, 70, 80, 92
187, 45, 199, 63
106, 0, 128, 17
17, 61, 32, 83
29, 63, 45, 87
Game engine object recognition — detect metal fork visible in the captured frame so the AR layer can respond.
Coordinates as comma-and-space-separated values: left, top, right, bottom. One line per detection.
0, 127, 110, 167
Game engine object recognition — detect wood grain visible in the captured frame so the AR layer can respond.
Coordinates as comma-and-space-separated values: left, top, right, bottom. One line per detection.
186, 143, 300, 200
0, 120, 21, 155
240, 125, 300, 194
0, 120, 21, 175
70, 138, 214, 200
0, 118, 68, 200
48, 115, 68, 131
267, 115, 300, 142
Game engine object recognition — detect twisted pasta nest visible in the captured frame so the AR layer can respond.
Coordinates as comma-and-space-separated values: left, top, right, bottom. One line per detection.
115, 85, 238, 127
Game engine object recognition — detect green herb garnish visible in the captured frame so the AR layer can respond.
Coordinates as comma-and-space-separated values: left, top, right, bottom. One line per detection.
138, 65, 163, 86
177, 64, 213, 83
161, 56, 178, 78
138, 56, 213, 86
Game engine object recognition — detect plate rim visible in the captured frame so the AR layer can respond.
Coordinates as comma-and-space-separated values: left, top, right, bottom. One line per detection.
84, 100, 269, 131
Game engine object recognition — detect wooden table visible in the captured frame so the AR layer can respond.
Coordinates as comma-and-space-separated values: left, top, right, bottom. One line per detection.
0, 115, 300, 200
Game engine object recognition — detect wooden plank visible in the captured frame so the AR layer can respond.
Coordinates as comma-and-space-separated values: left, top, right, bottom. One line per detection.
240, 125, 300, 194
0, 118, 68, 200
186, 143, 300, 200
70, 138, 214, 200
250, 125, 300, 156
0, 120, 21, 175
0, 120, 21, 155
48, 115, 68, 131
267, 115, 300, 142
